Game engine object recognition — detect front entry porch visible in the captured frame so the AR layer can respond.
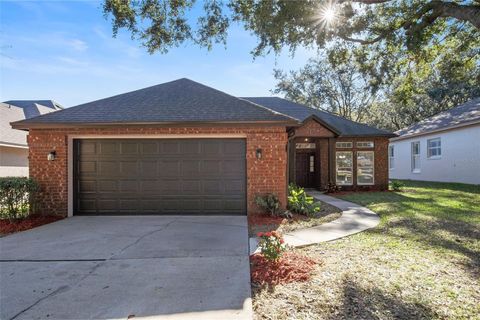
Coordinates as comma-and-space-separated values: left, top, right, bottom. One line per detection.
289, 137, 332, 190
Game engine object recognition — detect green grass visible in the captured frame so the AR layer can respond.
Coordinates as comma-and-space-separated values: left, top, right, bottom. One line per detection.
253, 180, 480, 319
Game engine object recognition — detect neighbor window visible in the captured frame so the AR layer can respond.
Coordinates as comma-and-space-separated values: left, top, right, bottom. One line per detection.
356, 141, 374, 148
336, 142, 353, 148
336, 152, 353, 185
427, 138, 441, 158
411, 141, 420, 172
357, 151, 375, 185
388, 145, 395, 169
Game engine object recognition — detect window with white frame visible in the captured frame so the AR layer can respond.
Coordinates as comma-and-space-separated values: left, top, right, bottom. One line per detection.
388, 145, 394, 169
411, 141, 420, 172
356, 141, 374, 148
427, 138, 441, 158
336, 142, 353, 148
357, 151, 374, 185
336, 152, 353, 185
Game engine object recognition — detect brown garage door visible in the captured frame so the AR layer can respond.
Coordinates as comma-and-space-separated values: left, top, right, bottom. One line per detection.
73, 139, 246, 215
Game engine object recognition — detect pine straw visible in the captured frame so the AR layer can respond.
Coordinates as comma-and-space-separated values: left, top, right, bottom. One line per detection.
0, 215, 63, 235
250, 251, 319, 286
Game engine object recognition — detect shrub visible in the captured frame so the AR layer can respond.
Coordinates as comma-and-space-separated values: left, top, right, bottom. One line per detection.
257, 231, 287, 262
390, 180, 405, 192
255, 193, 281, 216
324, 182, 342, 193
0, 177, 39, 222
287, 183, 321, 217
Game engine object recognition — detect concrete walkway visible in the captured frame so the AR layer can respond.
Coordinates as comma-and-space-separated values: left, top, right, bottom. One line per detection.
250, 192, 379, 253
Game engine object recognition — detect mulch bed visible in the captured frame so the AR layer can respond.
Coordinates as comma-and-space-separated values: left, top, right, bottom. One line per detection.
250, 252, 318, 286
0, 215, 64, 235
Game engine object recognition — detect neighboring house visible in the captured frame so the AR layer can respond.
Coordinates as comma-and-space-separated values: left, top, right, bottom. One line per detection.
389, 98, 480, 185
11, 79, 395, 217
1, 100, 62, 177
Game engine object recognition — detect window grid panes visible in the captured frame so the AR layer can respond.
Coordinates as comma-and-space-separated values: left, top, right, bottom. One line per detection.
357, 151, 374, 185
411, 141, 420, 172
427, 138, 441, 158
336, 152, 353, 185
309, 155, 315, 173
356, 141, 374, 148
336, 142, 353, 148
389, 146, 394, 169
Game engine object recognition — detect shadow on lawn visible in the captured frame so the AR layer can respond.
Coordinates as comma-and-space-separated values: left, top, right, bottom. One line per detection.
332, 277, 436, 320
371, 216, 480, 279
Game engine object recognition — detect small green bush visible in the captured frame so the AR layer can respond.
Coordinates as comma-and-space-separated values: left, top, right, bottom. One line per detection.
390, 180, 405, 192
0, 177, 39, 222
287, 183, 321, 217
255, 193, 281, 216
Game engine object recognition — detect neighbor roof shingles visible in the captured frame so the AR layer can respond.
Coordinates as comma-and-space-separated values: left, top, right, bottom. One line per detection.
395, 98, 480, 138
12, 79, 295, 128
244, 97, 395, 137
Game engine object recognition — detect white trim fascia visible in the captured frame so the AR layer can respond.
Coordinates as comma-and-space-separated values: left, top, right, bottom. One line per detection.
390, 120, 480, 142
0, 142, 28, 149
66, 133, 248, 218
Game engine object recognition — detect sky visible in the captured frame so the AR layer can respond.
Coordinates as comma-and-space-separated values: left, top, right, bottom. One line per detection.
0, 0, 316, 108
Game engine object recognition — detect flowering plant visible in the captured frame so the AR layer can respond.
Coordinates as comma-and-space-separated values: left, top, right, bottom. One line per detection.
257, 231, 287, 262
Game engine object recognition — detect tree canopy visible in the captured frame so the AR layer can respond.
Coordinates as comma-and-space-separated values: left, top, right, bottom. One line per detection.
103, 0, 480, 55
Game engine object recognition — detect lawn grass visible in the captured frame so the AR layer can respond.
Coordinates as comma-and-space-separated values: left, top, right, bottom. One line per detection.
253, 180, 480, 319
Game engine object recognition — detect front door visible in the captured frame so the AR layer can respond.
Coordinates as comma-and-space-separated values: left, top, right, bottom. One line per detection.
295, 152, 316, 188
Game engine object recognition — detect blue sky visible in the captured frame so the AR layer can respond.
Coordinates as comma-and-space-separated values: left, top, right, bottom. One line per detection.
0, 1, 316, 107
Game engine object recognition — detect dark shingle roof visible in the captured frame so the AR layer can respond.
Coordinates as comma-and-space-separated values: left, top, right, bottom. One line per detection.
395, 98, 480, 138
4, 100, 63, 118
2, 101, 63, 146
12, 79, 295, 128
244, 97, 395, 137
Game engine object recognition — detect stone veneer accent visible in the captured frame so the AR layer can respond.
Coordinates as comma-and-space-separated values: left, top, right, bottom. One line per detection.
27, 126, 288, 216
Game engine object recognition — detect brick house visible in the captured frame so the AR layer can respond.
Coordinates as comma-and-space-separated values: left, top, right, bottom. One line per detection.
11, 79, 395, 217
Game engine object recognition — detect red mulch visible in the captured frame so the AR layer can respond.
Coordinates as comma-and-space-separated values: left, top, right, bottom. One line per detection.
248, 213, 310, 227
0, 215, 64, 235
250, 252, 318, 285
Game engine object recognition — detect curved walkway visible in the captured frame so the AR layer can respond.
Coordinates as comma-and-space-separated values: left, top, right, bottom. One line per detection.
249, 192, 380, 253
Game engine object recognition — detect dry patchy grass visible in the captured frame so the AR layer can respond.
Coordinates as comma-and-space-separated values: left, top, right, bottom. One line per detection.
253, 180, 480, 319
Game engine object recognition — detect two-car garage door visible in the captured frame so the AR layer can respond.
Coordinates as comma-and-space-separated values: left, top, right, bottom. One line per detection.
73, 139, 246, 215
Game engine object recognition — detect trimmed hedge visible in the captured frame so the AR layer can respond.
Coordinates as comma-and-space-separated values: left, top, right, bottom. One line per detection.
0, 177, 39, 221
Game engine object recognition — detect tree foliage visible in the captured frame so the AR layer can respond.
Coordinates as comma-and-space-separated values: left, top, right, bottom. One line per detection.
275, 37, 480, 131
103, 0, 480, 56
273, 44, 378, 122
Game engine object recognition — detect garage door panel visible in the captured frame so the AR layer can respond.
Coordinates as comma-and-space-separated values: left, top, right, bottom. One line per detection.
99, 142, 118, 155
74, 139, 246, 215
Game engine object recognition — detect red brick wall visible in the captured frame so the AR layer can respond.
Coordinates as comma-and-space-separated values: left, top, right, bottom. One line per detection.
294, 119, 335, 137
28, 126, 288, 217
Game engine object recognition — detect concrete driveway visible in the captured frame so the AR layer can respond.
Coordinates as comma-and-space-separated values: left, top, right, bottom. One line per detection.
0, 216, 252, 320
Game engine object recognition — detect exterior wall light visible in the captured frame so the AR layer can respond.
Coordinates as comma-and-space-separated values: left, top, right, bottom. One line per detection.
256, 148, 262, 160
47, 151, 56, 161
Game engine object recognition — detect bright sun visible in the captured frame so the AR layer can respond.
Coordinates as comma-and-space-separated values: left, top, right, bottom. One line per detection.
323, 8, 336, 23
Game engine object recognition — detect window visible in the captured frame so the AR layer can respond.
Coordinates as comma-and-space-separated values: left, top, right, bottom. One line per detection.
411, 141, 420, 172
336, 152, 353, 185
427, 138, 441, 158
357, 151, 374, 185
357, 141, 374, 148
336, 142, 352, 148
388, 145, 394, 169
309, 155, 315, 173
